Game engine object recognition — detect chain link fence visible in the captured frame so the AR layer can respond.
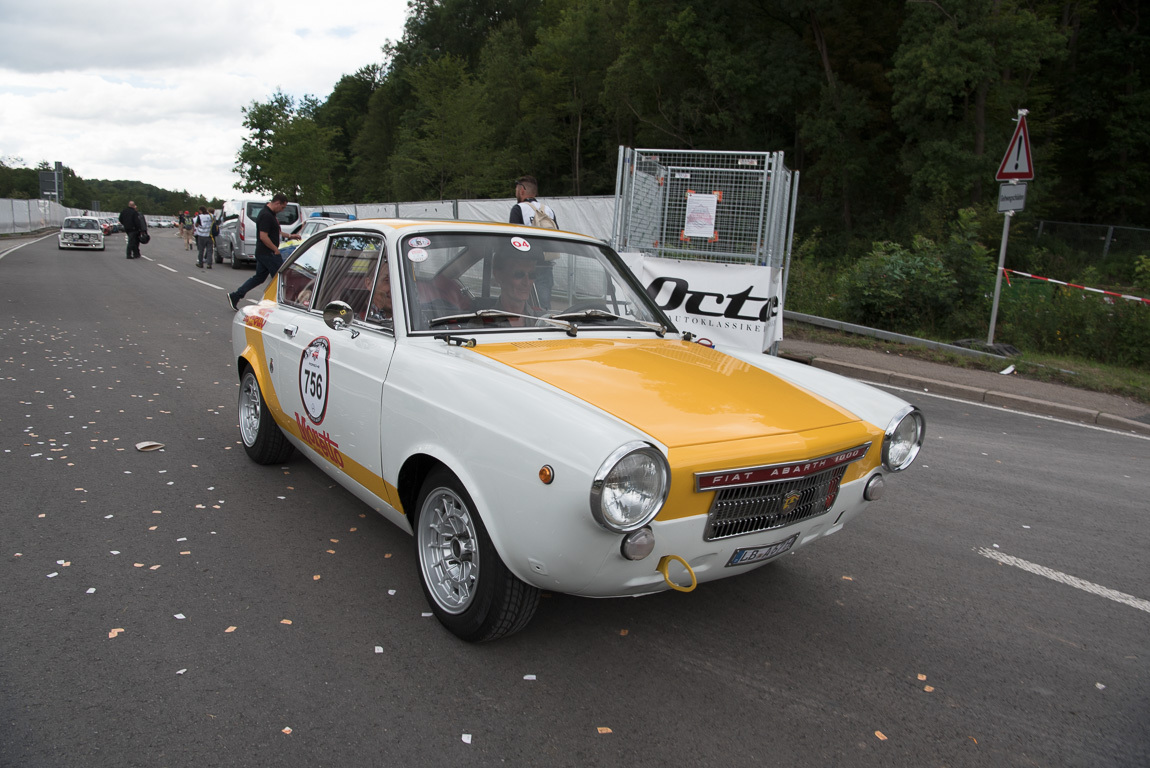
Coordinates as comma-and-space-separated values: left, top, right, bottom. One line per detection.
610, 148, 799, 268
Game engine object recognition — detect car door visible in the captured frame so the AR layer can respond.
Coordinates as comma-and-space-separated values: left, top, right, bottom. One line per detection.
263, 232, 398, 514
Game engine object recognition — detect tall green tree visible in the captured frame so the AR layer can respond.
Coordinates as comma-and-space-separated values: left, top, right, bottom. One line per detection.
889, 0, 1067, 229
233, 91, 341, 204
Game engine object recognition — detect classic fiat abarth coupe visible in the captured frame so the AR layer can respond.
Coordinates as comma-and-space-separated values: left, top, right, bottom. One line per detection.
232, 219, 924, 641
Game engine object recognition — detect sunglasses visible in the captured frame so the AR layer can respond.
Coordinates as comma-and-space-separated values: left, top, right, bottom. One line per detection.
511, 270, 537, 280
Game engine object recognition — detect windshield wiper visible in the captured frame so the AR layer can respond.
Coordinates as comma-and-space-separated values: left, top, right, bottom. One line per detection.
428, 309, 577, 336
549, 309, 666, 337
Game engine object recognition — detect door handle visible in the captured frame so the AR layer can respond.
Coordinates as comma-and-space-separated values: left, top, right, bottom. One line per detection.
284, 325, 298, 338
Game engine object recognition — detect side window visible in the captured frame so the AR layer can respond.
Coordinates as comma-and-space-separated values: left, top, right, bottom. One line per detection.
279, 238, 326, 310
314, 234, 388, 328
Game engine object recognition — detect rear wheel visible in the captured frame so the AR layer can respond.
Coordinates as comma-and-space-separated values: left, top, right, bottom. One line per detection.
238, 367, 293, 464
414, 468, 539, 642
231, 243, 243, 269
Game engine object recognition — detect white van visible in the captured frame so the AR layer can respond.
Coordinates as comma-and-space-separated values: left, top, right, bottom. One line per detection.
215, 199, 303, 268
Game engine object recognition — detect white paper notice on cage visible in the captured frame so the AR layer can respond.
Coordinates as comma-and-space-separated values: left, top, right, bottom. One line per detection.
621, 253, 783, 353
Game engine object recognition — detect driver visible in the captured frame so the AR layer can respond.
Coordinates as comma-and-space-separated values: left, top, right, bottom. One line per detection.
490, 252, 542, 326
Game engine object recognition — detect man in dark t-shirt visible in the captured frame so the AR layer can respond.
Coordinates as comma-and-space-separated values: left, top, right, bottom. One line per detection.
227, 194, 290, 311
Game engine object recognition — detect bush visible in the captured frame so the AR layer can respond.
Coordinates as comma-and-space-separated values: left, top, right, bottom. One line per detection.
836, 239, 957, 334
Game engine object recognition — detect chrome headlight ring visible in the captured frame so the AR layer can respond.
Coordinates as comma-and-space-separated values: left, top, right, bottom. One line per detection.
589, 441, 671, 533
882, 405, 926, 472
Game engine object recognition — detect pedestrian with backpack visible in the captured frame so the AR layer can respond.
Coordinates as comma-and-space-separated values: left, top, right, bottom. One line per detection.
510, 175, 558, 307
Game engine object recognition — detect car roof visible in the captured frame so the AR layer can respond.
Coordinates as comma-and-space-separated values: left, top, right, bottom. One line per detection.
314, 218, 596, 242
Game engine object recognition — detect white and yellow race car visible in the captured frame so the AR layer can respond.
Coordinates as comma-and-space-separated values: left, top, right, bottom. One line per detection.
231, 220, 925, 641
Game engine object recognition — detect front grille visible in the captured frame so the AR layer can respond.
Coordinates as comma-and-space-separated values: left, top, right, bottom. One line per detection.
704, 465, 847, 541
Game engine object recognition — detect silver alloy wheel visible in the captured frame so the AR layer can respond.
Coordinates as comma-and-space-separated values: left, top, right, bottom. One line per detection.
418, 486, 480, 614
238, 371, 262, 447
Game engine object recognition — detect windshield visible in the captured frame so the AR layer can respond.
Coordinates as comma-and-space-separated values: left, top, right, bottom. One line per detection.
400, 231, 670, 334
64, 218, 99, 230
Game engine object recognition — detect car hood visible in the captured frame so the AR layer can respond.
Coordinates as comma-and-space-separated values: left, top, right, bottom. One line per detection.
470, 338, 859, 449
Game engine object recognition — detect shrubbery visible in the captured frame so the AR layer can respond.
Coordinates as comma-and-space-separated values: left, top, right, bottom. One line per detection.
786, 208, 1150, 370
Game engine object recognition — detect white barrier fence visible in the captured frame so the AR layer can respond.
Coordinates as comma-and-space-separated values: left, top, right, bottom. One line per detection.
2, 195, 620, 241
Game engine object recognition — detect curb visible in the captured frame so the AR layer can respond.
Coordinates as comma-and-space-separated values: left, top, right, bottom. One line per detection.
782, 353, 1150, 437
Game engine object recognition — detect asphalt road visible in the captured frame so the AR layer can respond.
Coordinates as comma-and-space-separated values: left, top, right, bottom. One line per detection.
2, 231, 1148, 768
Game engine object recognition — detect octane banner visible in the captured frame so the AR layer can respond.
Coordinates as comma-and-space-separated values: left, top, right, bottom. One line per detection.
621, 254, 783, 352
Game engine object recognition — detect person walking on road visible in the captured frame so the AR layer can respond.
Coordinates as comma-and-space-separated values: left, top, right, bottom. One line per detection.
227, 194, 290, 311
180, 211, 194, 250
119, 201, 144, 260
193, 206, 214, 268
509, 175, 558, 307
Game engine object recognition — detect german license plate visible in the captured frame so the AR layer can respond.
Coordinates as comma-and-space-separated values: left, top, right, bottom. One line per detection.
726, 534, 799, 567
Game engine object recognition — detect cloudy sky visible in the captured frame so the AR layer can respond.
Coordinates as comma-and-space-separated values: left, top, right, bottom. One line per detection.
0, 0, 408, 202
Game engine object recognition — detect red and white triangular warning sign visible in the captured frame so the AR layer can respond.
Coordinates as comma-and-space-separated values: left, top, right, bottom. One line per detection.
996, 114, 1033, 181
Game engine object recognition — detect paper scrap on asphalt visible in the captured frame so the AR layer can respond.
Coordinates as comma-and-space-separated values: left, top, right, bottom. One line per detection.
135, 441, 164, 451
108, 628, 124, 638
523, 675, 536, 681
875, 731, 888, 741
597, 727, 612, 734
461, 734, 472, 744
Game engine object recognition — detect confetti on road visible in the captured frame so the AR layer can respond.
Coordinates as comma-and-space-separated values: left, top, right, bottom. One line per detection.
461, 734, 472, 744
388, 590, 396, 596
1096, 683, 1106, 690
313, 575, 321, 581
924, 685, 935, 692
47, 572, 58, 578
619, 629, 629, 636
180, 551, 191, 555
917, 674, 927, 681
842, 576, 853, 581
149, 565, 161, 570
326, 549, 335, 554
86, 588, 95, 594
875, 731, 888, 741
597, 727, 612, 734
108, 628, 124, 639
421, 612, 432, 618
281, 619, 293, 625
282, 727, 292, 735
176, 669, 187, 675
523, 675, 536, 681
225, 626, 237, 633
384, 553, 392, 559
174, 614, 186, 620
135, 441, 164, 451
375, 646, 384, 654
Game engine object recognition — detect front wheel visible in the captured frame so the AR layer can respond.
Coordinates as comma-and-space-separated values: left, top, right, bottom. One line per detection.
414, 468, 539, 642
238, 367, 293, 464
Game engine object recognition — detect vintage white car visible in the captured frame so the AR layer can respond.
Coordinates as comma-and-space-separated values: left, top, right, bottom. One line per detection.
231, 220, 924, 641
58, 216, 106, 250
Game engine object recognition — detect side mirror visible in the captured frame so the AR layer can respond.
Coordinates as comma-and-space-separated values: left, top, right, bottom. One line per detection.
323, 300, 359, 338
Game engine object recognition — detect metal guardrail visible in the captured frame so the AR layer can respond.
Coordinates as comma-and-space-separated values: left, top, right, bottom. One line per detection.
783, 310, 1013, 361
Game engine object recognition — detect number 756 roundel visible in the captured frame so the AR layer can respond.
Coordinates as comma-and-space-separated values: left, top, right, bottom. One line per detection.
300, 337, 331, 424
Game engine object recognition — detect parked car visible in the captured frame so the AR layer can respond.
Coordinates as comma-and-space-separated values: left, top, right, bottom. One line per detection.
215, 198, 303, 267
279, 216, 342, 259
58, 217, 105, 251
231, 220, 925, 641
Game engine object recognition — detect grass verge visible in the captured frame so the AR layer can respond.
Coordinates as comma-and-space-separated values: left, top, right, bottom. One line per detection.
785, 324, 1150, 407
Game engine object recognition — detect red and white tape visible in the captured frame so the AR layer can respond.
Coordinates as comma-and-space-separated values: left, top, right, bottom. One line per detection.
1002, 269, 1150, 306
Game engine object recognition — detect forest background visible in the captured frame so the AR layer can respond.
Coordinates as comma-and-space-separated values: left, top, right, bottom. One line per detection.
3, 0, 1148, 368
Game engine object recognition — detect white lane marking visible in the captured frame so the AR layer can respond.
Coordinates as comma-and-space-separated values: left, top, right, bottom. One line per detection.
142, 255, 155, 261
877, 382, 1150, 441
0, 232, 57, 259
188, 276, 223, 290
157, 264, 177, 273
978, 547, 1150, 614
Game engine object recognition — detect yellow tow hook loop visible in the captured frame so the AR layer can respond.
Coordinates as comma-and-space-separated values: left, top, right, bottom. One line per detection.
657, 555, 697, 593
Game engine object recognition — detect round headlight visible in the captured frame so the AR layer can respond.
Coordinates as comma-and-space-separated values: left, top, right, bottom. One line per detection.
589, 442, 670, 532
882, 406, 925, 472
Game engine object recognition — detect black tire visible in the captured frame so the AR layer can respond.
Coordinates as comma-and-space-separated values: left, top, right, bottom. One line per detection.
414, 468, 539, 642
231, 243, 244, 269
237, 367, 293, 464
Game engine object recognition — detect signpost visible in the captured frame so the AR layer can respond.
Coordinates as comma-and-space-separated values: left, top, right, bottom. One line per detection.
987, 111, 1033, 345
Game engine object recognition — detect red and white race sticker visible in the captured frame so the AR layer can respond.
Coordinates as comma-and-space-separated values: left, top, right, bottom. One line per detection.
510, 237, 531, 252
409, 237, 431, 248
407, 247, 428, 262
299, 337, 331, 424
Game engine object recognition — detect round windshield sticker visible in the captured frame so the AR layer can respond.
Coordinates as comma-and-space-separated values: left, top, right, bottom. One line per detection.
409, 237, 431, 248
407, 247, 429, 262
511, 237, 531, 252
299, 337, 331, 425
